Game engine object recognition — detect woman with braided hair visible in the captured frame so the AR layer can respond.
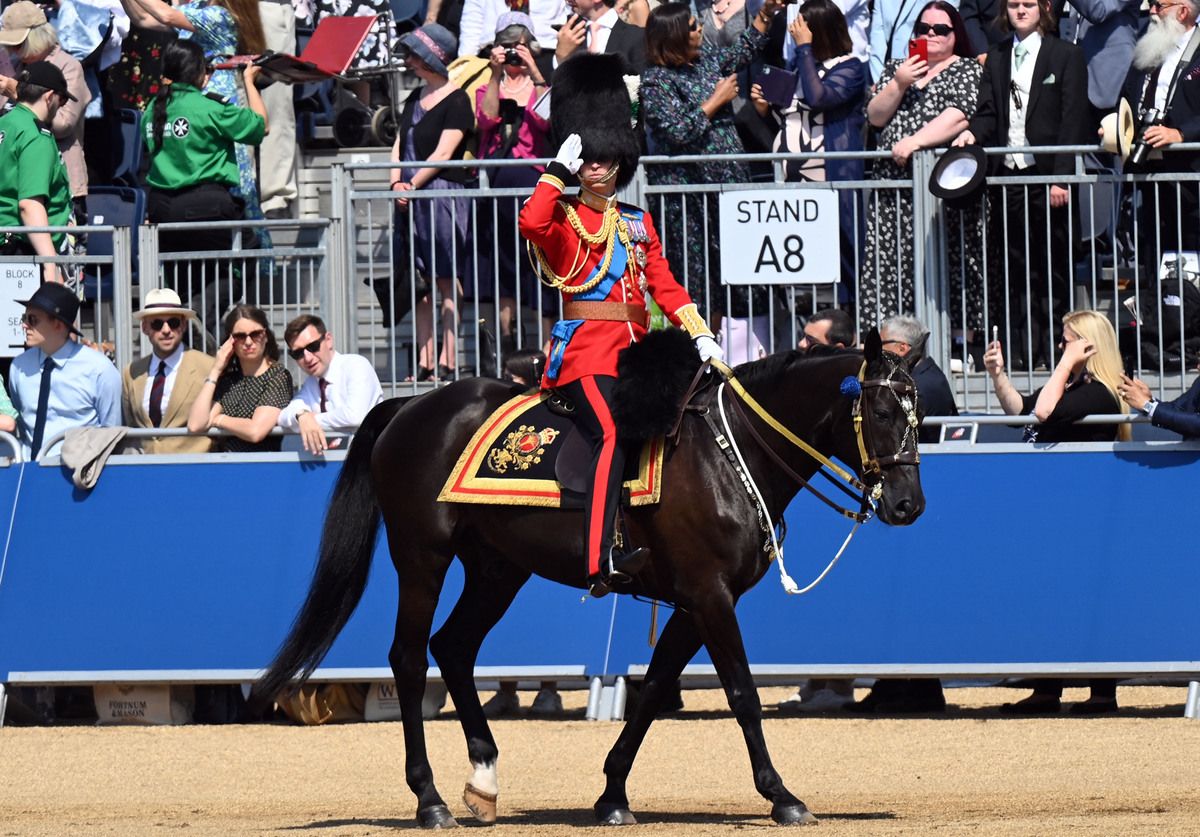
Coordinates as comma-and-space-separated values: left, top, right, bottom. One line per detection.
518, 52, 723, 598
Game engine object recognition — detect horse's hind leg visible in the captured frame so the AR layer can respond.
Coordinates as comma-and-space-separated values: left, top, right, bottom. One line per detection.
594, 610, 703, 825
388, 548, 457, 829
428, 552, 531, 824
694, 599, 816, 826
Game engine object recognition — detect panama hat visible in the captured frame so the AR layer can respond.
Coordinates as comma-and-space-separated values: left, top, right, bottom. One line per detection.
928, 144, 988, 209
1100, 97, 1135, 161
134, 288, 196, 320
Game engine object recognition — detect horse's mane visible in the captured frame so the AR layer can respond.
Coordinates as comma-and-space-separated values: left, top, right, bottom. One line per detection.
733, 346, 863, 390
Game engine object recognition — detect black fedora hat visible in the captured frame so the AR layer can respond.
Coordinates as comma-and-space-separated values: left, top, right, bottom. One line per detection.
928, 144, 988, 209
18, 282, 82, 336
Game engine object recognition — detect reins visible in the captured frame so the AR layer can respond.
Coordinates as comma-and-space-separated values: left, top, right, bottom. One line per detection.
702, 356, 919, 596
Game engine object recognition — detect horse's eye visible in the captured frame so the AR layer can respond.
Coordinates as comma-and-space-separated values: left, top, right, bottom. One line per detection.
873, 408, 890, 422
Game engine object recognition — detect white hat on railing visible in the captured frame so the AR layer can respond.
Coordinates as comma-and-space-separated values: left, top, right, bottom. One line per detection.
134, 288, 196, 320
1100, 98, 1135, 161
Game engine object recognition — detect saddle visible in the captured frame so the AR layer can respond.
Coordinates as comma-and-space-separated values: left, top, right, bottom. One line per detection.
438, 389, 665, 509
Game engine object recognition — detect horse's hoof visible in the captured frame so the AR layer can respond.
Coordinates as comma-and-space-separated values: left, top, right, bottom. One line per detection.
594, 801, 637, 825
771, 801, 818, 826
416, 804, 458, 829
463, 782, 498, 824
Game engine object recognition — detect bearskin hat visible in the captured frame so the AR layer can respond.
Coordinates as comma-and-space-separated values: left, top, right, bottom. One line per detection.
550, 53, 640, 189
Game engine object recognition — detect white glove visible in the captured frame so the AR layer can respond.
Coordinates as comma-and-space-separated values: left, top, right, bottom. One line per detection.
554, 133, 584, 175
695, 334, 724, 364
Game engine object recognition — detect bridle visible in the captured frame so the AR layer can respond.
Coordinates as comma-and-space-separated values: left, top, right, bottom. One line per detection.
703, 354, 921, 596
712, 356, 920, 524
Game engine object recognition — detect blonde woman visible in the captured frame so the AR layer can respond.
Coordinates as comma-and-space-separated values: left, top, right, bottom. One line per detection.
984, 309, 1130, 445
984, 309, 1128, 715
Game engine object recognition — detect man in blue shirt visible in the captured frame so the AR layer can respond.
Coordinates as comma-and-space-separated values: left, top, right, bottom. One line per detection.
9, 283, 121, 458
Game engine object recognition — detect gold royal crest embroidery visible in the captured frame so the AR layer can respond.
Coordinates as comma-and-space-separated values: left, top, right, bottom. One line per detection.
487, 425, 560, 474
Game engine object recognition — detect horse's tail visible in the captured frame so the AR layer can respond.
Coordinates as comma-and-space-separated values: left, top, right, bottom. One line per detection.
255, 397, 408, 702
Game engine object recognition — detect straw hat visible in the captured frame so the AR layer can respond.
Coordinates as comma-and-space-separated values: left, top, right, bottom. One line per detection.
1100, 98, 1135, 161
134, 288, 196, 320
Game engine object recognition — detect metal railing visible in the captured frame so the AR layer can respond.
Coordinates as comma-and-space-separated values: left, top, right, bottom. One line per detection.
11, 145, 1200, 411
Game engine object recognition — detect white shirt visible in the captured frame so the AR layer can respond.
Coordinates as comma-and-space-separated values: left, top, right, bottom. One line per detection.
784, 0, 870, 65
587, 7, 620, 54
457, 0, 570, 59
1153, 26, 1196, 113
140, 344, 185, 419
277, 351, 384, 433
1005, 32, 1042, 171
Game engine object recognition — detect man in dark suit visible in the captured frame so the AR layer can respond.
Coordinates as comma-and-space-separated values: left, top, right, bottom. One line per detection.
1120, 372, 1200, 438
553, 0, 646, 74
1121, 0, 1200, 285
956, 0, 1089, 369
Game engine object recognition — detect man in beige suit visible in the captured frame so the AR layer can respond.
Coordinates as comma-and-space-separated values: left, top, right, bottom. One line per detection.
122, 289, 214, 453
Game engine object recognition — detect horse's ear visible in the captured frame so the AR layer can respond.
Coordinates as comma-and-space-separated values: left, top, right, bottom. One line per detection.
863, 327, 882, 364
906, 332, 929, 370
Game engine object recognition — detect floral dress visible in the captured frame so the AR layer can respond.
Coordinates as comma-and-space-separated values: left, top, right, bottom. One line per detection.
108, 27, 176, 112
863, 56, 985, 329
180, 1, 264, 225
641, 27, 768, 319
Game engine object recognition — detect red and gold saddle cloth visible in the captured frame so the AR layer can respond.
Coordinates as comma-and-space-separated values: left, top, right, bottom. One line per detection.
438, 390, 664, 508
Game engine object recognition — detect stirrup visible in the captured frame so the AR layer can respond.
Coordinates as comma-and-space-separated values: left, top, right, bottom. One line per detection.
606, 546, 650, 585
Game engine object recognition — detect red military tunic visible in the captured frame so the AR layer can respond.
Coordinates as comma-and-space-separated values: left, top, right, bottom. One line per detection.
518, 165, 713, 389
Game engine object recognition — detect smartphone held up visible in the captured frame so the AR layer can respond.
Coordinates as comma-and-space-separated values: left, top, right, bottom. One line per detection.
908, 38, 928, 62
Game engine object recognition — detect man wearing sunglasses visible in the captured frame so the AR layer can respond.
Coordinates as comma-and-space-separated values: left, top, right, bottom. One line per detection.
276, 314, 383, 454
120, 288, 215, 454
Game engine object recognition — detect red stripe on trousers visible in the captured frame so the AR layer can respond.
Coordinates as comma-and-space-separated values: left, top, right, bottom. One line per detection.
580, 375, 617, 575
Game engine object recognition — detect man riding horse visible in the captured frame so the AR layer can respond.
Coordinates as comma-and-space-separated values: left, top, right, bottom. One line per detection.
519, 52, 724, 598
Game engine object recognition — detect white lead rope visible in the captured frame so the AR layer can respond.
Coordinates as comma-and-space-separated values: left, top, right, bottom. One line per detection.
717, 383, 868, 596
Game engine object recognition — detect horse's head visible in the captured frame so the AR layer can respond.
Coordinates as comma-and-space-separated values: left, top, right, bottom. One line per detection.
848, 328, 926, 526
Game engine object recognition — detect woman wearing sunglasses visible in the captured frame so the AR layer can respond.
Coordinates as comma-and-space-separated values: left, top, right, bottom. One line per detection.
863, 1, 983, 328
188, 304, 294, 452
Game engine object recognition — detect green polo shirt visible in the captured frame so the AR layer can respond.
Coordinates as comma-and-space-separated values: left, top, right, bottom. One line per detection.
144, 84, 266, 191
0, 103, 73, 247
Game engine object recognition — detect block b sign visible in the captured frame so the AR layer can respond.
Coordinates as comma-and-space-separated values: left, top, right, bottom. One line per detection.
718, 190, 840, 285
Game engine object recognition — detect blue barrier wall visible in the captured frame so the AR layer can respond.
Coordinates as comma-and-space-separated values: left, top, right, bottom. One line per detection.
2, 445, 1198, 682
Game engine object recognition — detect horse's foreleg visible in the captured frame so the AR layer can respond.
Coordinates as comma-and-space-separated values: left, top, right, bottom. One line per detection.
694, 600, 816, 826
389, 552, 457, 829
429, 554, 531, 824
594, 610, 703, 825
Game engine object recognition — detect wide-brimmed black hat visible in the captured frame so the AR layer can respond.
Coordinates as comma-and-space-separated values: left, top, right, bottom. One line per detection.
550, 53, 640, 189
18, 282, 83, 336
928, 144, 987, 209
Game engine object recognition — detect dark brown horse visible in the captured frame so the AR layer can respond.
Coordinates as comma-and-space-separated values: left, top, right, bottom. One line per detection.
258, 330, 926, 828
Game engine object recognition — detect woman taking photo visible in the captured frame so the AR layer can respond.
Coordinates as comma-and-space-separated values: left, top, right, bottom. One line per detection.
640, 0, 785, 363
751, 0, 864, 289
119, 0, 268, 225
863, 0, 982, 328
390, 23, 473, 382
142, 39, 267, 329
188, 305, 294, 453
475, 12, 552, 356
984, 309, 1128, 714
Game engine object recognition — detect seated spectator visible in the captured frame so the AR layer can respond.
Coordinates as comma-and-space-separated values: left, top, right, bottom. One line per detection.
121, 289, 214, 454
797, 307, 854, 351
985, 309, 1127, 714
554, 0, 647, 73
845, 314, 952, 715
641, 0, 785, 355
9, 283, 122, 459
141, 39, 268, 330
0, 2, 91, 224
0, 61, 75, 284
187, 304, 294, 453
276, 314, 384, 454
1119, 372, 1200, 439
475, 13, 553, 354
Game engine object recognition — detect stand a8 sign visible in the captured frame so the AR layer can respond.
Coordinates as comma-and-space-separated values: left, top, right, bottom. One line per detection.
717, 190, 840, 285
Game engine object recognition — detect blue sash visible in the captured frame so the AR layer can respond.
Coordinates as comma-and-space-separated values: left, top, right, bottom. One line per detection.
544, 218, 634, 381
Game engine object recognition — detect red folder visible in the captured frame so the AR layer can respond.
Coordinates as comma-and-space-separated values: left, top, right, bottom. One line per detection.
254, 15, 377, 84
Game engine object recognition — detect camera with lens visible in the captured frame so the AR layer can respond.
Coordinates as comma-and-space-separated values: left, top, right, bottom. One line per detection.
1130, 107, 1163, 166
504, 46, 523, 66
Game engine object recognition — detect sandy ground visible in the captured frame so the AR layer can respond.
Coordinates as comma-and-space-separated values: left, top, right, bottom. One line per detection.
3, 685, 1199, 836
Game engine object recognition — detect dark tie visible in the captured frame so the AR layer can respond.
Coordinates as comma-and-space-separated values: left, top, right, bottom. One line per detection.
149, 360, 167, 427
30, 357, 54, 458
318, 377, 329, 413
1142, 64, 1163, 116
